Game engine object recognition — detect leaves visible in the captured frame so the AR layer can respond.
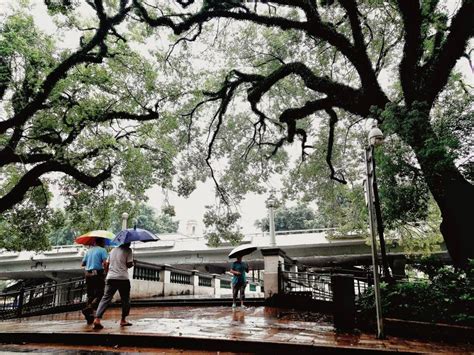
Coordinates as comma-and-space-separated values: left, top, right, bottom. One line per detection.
358, 260, 474, 326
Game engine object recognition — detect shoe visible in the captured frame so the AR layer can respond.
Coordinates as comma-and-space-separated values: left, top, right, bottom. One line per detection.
120, 321, 133, 327
82, 308, 92, 316
82, 308, 93, 324
240, 305, 247, 309
232, 303, 236, 310
93, 322, 103, 330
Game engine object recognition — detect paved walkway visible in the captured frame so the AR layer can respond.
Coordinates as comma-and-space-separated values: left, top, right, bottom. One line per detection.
0, 306, 472, 353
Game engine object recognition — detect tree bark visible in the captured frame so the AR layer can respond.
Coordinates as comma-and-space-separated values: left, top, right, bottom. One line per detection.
419, 159, 474, 268
400, 116, 474, 268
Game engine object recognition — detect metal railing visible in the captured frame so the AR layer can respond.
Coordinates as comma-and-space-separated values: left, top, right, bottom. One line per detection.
0, 277, 86, 320
280, 270, 333, 301
279, 265, 372, 302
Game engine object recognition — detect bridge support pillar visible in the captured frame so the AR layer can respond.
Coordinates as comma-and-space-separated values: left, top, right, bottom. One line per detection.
331, 274, 356, 331
261, 248, 287, 299
159, 266, 171, 297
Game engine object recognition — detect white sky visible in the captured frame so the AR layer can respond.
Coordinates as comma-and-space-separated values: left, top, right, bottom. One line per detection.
1, 0, 472, 235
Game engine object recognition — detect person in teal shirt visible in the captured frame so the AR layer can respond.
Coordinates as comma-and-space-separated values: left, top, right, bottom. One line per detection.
230, 256, 249, 309
81, 238, 108, 324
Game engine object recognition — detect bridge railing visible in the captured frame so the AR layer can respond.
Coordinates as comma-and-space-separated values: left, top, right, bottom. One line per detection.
130, 261, 263, 298
0, 277, 86, 320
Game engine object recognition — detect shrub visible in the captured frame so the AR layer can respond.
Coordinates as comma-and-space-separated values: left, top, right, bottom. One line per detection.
357, 259, 473, 327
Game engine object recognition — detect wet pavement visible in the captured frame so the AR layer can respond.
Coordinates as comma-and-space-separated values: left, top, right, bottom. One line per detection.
0, 306, 472, 353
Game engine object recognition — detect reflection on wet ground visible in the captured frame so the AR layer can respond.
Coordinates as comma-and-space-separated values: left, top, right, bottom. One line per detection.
0, 306, 472, 353
0, 343, 248, 354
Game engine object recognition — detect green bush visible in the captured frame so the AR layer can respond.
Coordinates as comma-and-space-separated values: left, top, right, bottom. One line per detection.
357, 260, 473, 327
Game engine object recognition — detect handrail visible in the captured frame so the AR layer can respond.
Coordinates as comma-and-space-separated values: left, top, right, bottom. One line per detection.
0, 277, 86, 320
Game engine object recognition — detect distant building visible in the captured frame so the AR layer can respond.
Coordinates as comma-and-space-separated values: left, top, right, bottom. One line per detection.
186, 220, 198, 236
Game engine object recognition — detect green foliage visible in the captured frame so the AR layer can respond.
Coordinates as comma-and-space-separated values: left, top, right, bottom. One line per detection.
255, 203, 321, 232
0, 187, 52, 251
203, 205, 243, 247
376, 137, 430, 229
134, 204, 178, 234
46, 201, 178, 246
357, 260, 474, 326
47, 209, 76, 246
283, 118, 369, 236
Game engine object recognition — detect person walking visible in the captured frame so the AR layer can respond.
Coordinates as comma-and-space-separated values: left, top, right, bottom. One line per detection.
81, 237, 108, 324
92, 242, 134, 329
230, 255, 249, 309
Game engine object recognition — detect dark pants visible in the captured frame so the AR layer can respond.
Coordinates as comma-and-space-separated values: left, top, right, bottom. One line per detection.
84, 272, 105, 312
232, 282, 246, 303
95, 279, 131, 320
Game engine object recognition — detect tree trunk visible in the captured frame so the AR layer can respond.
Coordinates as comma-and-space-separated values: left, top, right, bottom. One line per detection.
405, 120, 474, 268
425, 166, 474, 268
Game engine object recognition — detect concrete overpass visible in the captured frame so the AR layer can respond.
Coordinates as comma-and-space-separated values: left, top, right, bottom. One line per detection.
0, 228, 433, 280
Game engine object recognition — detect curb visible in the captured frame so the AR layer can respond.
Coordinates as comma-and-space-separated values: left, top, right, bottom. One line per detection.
0, 331, 413, 354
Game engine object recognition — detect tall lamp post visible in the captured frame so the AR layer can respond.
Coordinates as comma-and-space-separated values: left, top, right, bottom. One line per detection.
121, 212, 129, 230
365, 124, 385, 339
266, 192, 277, 247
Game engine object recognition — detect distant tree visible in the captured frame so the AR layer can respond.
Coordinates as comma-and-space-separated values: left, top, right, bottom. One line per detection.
134, 204, 178, 234
255, 204, 321, 232
47, 209, 76, 246
203, 205, 243, 246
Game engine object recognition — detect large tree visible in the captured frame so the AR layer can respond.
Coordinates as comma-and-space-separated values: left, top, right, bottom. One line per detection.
0, 1, 180, 249
132, 0, 473, 267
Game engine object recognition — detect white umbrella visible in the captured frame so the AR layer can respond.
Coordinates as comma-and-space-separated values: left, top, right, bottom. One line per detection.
228, 244, 257, 259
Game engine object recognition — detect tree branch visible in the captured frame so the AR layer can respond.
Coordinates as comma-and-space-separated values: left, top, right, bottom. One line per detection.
0, 1, 131, 135
325, 108, 346, 184
421, 0, 474, 104
396, 0, 422, 104
0, 161, 112, 214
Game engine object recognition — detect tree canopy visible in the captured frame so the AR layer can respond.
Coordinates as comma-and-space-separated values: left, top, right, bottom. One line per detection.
0, 1, 472, 267
129, 0, 473, 267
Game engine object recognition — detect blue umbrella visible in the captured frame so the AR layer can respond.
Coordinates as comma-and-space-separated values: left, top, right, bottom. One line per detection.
113, 227, 159, 244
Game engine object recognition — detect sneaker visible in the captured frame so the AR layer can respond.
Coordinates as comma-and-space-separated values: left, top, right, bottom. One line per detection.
240, 305, 247, 309
232, 303, 236, 310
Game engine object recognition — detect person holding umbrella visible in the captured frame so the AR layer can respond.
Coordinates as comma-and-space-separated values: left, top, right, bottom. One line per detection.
80, 237, 108, 324
230, 255, 249, 310
92, 242, 134, 329
228, 244, 256, 310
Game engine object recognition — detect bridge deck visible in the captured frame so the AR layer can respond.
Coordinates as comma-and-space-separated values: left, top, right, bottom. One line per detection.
0, 306, 471, 353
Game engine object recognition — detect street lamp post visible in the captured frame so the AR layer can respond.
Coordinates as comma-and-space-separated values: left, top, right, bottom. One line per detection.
121, 212, 129, 231
266, 192, 277, 247
365, 124, 385, 339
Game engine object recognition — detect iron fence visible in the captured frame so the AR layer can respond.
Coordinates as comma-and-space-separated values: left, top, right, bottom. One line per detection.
0, 277, 86, 320
279, 266, 372, 302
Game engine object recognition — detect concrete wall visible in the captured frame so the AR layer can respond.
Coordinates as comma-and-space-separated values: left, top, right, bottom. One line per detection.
130, 280, 164, 298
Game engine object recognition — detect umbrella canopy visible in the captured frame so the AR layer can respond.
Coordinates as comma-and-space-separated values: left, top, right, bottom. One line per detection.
113, 228, 159, 244
75, 230, 115, 246
228, 244, 257, 259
